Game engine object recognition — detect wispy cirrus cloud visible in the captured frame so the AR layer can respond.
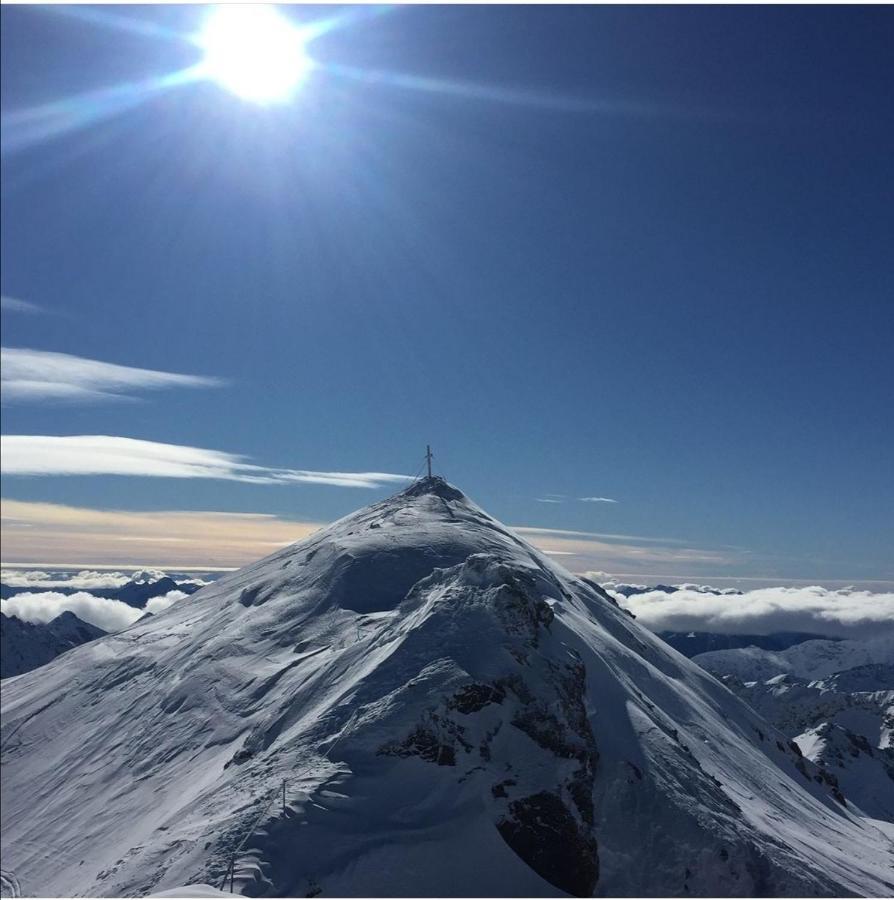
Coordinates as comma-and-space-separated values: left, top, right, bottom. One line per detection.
533, 495, 619, 505
0, 435, 412, 490
1, 296, 44, 315
513, 525, 740, 574
1, 347, 224, 403
515, 527, 691, 546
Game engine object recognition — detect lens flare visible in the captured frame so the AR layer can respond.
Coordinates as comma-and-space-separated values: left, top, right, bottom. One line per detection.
197, 5, 312, 105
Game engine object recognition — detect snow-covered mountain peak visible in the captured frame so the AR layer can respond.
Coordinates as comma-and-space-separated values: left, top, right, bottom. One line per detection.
2, 482, 892, 897
396, 473, 469, 502
217, 476, 573, 620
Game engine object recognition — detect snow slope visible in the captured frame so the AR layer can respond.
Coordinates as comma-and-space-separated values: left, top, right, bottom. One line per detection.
1, 479, 892, 897
0, 611, 106, 678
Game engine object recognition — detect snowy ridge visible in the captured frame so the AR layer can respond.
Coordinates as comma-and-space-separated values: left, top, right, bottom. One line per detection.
694, 635, 894, 682
714, 666, 894, 822
1, 478, 892, 897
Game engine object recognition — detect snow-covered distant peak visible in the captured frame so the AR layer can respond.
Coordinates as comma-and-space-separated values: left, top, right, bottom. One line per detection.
0, 610, 106, 678
695, 634, 894, 681
130, 568, 170, 585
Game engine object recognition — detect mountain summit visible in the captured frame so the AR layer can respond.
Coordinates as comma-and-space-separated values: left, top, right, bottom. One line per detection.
1, 479, 891, 896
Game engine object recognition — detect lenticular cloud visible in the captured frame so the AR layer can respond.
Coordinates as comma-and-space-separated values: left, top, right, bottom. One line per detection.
617, 584, 894, 639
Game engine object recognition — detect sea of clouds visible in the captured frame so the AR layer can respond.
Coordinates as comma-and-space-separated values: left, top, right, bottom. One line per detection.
3, 567, 893, 641
1, 589, 188, 632
598, 581, 894, 640
0, 568, 210, 590
0, 568, 213, 632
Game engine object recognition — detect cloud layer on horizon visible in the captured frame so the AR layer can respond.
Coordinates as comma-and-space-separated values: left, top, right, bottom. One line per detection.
1, 588, 189, 632
1, 347, 225, 403
613, 584, 894, 640
1, 435, 412, 489
0, 567, 210, 590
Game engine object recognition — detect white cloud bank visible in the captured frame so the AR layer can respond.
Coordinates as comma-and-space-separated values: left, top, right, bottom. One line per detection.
1, 568, 137, 590
579, 496, 618, 504
1, 347, 225, 403
145, 590, 189, 615
1, 588, 189, 632
1, 435, 411, 489
0, 568, 207, 590
614, 584, 894, 639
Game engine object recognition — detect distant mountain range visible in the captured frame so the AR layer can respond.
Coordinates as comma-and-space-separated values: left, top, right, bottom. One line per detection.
610, 583, 742, 597
1, 611, 106, 679
0, 571, 206, 677
658, 630, 839, 658
693, 639, 894, 824
693, 634, 894, 682
1, 575, 202, 607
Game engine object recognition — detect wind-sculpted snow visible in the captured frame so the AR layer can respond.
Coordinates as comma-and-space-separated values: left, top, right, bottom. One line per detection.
1, 479, 892, 897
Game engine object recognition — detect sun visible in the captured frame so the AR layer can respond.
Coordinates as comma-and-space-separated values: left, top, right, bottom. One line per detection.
197, 5, 312, 105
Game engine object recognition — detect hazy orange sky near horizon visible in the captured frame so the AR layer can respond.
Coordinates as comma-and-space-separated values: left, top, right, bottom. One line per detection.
3, 497, 893, 591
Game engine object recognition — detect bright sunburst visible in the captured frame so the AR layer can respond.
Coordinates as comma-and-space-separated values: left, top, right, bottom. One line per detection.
197, 5, 312, 105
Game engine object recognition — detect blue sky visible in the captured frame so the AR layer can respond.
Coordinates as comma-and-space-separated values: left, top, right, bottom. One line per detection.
1, 5, 892, 582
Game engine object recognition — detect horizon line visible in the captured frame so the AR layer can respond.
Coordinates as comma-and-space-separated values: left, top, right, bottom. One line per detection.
2, 559, 891, 589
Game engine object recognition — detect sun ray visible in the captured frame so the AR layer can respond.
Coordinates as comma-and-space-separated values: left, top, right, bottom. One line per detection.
1, 67, 201, 156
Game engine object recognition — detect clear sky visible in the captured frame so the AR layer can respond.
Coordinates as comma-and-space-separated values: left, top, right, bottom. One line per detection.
1, 4, 892, 583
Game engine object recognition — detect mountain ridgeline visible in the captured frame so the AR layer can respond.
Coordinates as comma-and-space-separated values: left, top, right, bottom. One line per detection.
0, 611, 107, 679
1, 478, 891, 897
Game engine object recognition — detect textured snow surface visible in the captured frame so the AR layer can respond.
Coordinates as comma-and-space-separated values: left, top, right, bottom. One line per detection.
2, 479, 892, 897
